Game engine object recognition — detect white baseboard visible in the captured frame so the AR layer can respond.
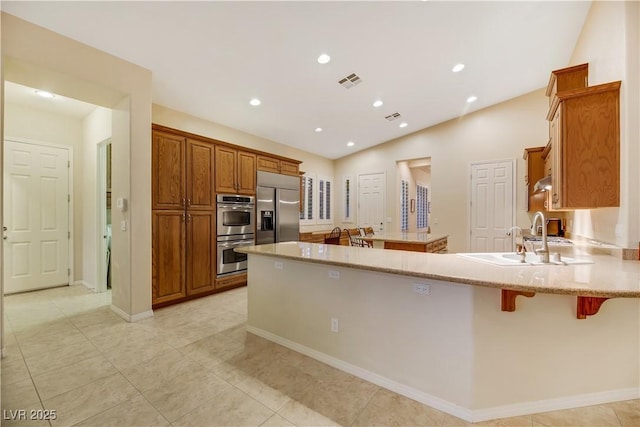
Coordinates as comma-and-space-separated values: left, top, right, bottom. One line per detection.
473, 388, 640, 422
110, 305, 154, 323
247, 325, 639, 423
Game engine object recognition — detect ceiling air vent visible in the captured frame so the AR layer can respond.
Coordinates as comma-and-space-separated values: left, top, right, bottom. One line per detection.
338, 73, 362, 89
385, 112, 402, 121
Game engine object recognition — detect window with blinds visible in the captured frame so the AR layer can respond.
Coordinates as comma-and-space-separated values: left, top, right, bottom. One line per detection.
417, 184, 428, 229
401, 180, 409, 231
318, 176, 332, 224
300, 174, 314, 222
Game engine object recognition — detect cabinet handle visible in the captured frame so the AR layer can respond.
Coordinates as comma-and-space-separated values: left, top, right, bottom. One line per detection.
181, 198, 186, 207
187, 214, 192, 222
182, 213, 186, 222
552, 194, 558, 203
187, 198, 191, 207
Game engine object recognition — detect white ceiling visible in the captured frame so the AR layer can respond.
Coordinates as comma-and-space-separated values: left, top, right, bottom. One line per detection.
2, 1, 591, 159
4, 81, 98, 118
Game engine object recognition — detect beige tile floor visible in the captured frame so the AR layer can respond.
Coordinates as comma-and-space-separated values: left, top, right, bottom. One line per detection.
1, 285, 638, 427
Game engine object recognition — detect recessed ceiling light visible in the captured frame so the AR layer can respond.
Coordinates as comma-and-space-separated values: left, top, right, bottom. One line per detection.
399, 122, 408, 128
35, 90, 55, 99
452, 63, 465, 73
317, 54, 331, 64
347, 141, 355, 147
315, 127, 323, 133
466, 95, 478, 103
373, 100, 383, 108
249, 98, 261, 106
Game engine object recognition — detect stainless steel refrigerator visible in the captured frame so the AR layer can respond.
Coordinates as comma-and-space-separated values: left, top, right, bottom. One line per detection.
256, 171, 300, 244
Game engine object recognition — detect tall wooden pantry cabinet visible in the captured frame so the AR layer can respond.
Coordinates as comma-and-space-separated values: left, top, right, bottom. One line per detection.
152, 129, 216, 306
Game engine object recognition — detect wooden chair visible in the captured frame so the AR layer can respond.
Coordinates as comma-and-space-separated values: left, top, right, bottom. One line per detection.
346, 228, 373, 248
361, 226, 374, 237
324, 227, 342, 245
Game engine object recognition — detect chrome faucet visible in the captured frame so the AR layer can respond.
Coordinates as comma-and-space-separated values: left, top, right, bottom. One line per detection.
531, 211, 549, 263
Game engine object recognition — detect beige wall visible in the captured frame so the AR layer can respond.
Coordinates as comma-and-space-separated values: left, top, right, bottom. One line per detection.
4, 102, 86, 281
567, 1, 640, 248
335, 89, 549, 253
2, 13, 153, 319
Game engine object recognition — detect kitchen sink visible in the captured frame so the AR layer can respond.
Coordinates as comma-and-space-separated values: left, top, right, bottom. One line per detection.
456, 252, 594, 266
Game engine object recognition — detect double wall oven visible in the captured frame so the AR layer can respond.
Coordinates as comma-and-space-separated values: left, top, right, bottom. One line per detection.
216, 194, 255, 277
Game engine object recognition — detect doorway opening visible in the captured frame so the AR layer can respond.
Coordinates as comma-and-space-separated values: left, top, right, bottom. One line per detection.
396, 158, 431, 233
97, 140, 112, 293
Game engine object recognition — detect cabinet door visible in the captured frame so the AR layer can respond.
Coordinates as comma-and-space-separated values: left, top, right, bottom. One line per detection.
186, 139, 215, 210
280, 160, 299, 176
215, 146, 238, 193
256, 155, 280, 173
152, 211, 186, 305
550, 108, 562, 210
152, 131, 185, 210
237, 151, 256, 195
186, 211, 216, 296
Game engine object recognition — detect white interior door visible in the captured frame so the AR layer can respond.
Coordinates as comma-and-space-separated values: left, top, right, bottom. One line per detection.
358, 173, 385, 232
470, 160, 515, 252
3, 140, 70, 294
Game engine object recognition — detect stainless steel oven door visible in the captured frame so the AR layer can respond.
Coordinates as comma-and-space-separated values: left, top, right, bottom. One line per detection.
217, 204, 255, 236
216, 236, 253, 276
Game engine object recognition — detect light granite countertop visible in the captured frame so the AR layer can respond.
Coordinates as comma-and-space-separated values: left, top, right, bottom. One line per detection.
237, 242, 640, 298
368, 232, 448, 244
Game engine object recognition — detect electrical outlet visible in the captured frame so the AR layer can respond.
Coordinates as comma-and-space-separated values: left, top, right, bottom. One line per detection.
328, 270, 340, 279
274, 261, 283, 270
413, 283, 431, 295
331, 318, 339, 332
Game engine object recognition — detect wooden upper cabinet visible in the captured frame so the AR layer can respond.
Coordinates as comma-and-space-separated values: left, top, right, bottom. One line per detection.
152, 131, 185, 210
547, 81, 621, 209
280, 160, 300, 176
546, 63, 588, 106
256, 155, 280, 174
186, 139, 215, 210
215, 145, 256, 195
523, 147, 546, 212
257, 155, 300, 176
215, 145, 237, 193
237, 151, 257, 195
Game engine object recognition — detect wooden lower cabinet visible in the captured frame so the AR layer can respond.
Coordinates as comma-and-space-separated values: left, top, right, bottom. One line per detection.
186, 211, 216, 296
152, 211, 186, 305
384, 237, 448, 253
153, 210, 221, 307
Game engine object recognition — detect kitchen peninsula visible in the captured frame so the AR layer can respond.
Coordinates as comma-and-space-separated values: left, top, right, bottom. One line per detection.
237, 242, 640, 422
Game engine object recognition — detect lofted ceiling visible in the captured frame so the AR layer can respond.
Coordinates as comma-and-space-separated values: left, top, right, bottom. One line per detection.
2, 1, 592, 159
